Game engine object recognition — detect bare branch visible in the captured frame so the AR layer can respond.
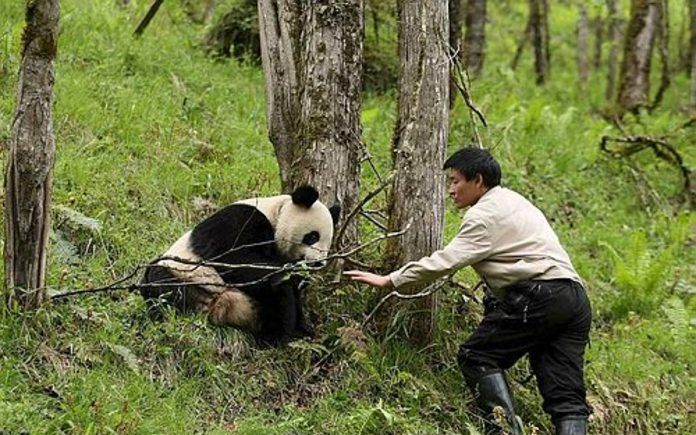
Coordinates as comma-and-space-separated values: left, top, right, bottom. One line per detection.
361, 278, 448, 329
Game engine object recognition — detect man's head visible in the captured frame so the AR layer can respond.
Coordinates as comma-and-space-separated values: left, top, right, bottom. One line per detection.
443, 147, 501, 208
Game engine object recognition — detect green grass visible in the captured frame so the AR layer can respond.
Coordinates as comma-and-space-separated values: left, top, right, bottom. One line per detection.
1, 0, 695, 433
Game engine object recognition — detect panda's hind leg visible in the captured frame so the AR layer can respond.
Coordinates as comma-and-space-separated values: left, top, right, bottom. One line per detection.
141, 264, 211, 317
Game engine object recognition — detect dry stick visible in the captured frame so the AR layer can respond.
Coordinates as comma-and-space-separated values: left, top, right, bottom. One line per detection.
334, 173, 394, 249
50, 225, 413, 300
134, 0, 165, 37
599, 135, 694, 205
361, 279, 448, 329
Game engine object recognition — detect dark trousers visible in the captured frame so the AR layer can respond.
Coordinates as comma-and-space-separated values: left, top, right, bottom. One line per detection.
458, 279, 592, 421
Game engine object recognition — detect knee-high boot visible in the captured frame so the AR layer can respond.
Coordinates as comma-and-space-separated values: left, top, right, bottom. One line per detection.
554, 416, 587, 435
468, 371, 523, 435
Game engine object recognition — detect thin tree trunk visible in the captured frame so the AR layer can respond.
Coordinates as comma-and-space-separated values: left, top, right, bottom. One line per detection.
593, 14, 604, 69
463, 0, 486, 76
691, 0, 696, 107
606, 0, 620, 101
650, 0, 670, 111
258, 0, 363, 249
616, 0, 661, 115
4, 0, 60, 309
382, 0, 449, 346
578, 4, 589, 89
511, 12, 532, 70
530, 0, 550, 85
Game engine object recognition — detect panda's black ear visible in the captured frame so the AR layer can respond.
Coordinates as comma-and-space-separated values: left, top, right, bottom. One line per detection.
329, 204, 341, 226
291, 185, 319, 208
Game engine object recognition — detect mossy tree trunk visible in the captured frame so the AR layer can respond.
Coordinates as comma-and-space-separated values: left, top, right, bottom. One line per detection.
462, 0, 486, 77
258, 0, 363, 250
616, 0, 661, 115
381, 0, 449, 346
530, 0, 550, 85
606, 0, 620, 101
4, 0, 60, 310
690, 0, 696, 107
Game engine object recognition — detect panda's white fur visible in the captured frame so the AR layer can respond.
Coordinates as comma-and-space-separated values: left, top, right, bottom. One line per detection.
235, 194, 335, 263
143, 186, 339, 343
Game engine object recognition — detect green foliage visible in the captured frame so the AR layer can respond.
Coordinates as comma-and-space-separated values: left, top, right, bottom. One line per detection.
1, 0, 695, 433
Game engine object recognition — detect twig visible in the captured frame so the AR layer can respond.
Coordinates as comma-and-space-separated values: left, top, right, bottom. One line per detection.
361, 278, 448, 329
335, 173, 394, 249
133, 0, 165, 37
599, 135, 693, 206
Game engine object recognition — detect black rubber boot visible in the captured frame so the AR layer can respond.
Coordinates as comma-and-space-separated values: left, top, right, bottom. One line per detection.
554, 416, 587, 435
471, 372, 523, 435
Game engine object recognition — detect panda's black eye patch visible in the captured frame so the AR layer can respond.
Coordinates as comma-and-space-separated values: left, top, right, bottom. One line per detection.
302, 231, 320, 246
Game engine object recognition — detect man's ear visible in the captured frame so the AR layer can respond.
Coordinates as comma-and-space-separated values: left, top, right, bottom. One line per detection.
329, 204, 341, 226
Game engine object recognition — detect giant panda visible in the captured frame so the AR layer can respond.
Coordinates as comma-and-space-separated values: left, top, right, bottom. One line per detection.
140, 185, 340, 345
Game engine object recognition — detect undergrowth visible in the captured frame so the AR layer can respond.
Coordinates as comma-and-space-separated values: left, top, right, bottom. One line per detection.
1, 0, 694, 433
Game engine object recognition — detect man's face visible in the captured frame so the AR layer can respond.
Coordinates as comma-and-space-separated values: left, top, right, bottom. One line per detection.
448, 169, 488, 209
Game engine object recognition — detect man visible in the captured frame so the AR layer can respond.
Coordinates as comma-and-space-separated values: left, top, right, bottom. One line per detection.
345, 147, 591, 435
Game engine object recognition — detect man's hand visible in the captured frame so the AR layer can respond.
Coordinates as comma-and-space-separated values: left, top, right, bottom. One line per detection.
344, 270, 393, 288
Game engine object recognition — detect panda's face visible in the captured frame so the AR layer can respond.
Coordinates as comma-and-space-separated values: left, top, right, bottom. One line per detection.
275, 201, 335, 263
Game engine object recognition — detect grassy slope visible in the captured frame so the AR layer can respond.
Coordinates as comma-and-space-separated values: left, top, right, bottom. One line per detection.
1, 0, 694, 433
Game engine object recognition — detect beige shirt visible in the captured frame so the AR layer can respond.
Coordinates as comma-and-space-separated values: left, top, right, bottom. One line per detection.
389, 186, 581, 294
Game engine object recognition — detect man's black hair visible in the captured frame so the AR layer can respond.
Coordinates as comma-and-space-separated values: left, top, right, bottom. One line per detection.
443, 147, 501, 188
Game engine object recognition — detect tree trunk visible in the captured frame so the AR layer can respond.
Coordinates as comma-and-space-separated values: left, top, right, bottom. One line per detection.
606, 0, 620, 101
616, 0, 661, 115
258, 0, 363, 249
650, 0, 670, 111
381, 0, 449, 346
530, 0, 550, 85
449, 0, 463, 108
462, 0, 486, 76
4, 0, 60, 310
294, 0, 364, 249
691, 0, 696, 107
578, 4, 589, 89
593, 14, 604, 69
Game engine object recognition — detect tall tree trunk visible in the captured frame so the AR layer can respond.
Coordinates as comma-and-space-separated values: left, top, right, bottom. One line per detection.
606, 0, 620, 101
462, 0, 486, 76
258, 0, 363, 249
650, 0, 670, 111
381, 0, 449, 346
449, 0, 463, 108
691, 0, 696, 107
4, 0, 60, 310
616, 0, 661, 115
578, 4, 589, 89
295, 0, 364, 249
530, 0, 550, 85
593, 14, 604, 69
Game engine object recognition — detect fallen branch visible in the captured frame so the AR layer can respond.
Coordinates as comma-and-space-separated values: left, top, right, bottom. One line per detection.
599, 134, 694, 206
134, 0, 165, 37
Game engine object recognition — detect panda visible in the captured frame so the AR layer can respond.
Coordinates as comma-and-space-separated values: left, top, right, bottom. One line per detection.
140, 185, 340, 345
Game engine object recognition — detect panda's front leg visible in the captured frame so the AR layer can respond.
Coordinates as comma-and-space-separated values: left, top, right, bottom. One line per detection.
292, 277, 314, 338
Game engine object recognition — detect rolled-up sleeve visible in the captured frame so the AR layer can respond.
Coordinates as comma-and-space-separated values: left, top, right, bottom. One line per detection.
388, 217, 491, 288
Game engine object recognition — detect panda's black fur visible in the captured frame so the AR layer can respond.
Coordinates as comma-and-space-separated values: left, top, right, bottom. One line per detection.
140, 185, 339, 346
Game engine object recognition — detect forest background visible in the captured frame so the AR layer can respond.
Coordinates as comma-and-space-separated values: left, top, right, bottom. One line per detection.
1, 0, 695, 433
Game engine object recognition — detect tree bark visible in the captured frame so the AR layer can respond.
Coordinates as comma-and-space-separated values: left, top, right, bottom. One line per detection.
578, 4, 589, 89
605, 0, 620, 101
650, 0, 670, 111
4, 0, 60, 309
449, 0, 463, 108
381, 0, 449, 346
462, 0, 486, 77
616, 0, 661, 115
593, 14, 604, 69
690, 0, 696, 107
295, 0, 364, 248
258, 0, 363, 249
529, 0, 550, 85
